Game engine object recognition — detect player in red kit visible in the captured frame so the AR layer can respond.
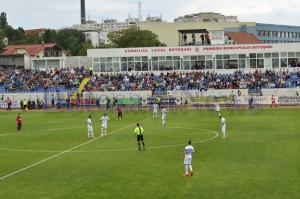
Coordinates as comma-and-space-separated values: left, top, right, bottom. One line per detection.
117, 106, 123, 120
270, 95, 277, 107
16, 113, 22, 132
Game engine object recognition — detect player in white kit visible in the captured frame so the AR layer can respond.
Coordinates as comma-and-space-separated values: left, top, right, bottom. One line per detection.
153, 103, 158, 117
161, 106, 167, 126
87, 115, 95, 139
100, 113, 109, 136
221, 117, 226, 139
215, 102, 221, 118
182, 140, 194, 176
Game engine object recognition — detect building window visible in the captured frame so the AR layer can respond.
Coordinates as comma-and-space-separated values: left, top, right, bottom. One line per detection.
257, 30, 261, 36
281, 58, 287, 67
211, 30, 223, 40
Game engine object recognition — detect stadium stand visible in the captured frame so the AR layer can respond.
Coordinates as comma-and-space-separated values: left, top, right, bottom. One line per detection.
0, 65, 86, 93
1, 66, 299, 94
82, 69, 300, 93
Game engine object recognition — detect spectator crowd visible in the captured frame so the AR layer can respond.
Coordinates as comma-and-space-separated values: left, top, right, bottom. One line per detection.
83, 68, 300, 93
0, 65, 86, 93
0, 65, 299, 94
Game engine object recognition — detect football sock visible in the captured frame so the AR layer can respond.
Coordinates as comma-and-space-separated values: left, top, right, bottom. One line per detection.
142, 142, 145, 149
185, 165, 189, 174
138, 143, 141, 150
189, 165, 193, 172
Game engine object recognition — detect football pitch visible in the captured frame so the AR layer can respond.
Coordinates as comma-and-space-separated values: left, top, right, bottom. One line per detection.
0, 107, 299, 199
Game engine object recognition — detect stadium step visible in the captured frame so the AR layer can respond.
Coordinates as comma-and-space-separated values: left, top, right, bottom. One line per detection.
72, 77, 90, 99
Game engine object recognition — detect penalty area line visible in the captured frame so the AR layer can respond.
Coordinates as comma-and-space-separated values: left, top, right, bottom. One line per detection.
0, 116, 154, 180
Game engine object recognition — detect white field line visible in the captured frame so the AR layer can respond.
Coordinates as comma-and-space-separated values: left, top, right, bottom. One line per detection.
0, 127, 218, 153
0, 116, 154, 180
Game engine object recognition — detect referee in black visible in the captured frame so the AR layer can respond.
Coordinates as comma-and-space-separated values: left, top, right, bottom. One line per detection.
134, 123, 145, 151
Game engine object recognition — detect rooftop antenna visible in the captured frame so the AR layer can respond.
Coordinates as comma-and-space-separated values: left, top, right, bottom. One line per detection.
129, 6, 132, 19
138, 1, 142, 20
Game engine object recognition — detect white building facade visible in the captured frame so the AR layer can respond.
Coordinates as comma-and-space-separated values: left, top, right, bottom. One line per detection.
174, 12, 238, 23
88, 43, 300, 73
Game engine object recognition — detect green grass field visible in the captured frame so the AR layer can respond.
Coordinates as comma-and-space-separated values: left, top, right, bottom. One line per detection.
0, 107, 299, 199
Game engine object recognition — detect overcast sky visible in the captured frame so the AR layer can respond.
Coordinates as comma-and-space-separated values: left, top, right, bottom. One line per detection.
1, 0, 300, 30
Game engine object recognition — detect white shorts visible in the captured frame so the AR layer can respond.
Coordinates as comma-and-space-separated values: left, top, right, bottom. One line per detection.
153, 110, 157, 113
102, 124, 107, 129
184, 156, 192, 165
88, 126, 93, 132
162, 115, 166, 120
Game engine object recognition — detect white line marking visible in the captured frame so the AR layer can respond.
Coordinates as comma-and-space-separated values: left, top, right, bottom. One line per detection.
0, 116, 154, 180
0, 127, 218, 153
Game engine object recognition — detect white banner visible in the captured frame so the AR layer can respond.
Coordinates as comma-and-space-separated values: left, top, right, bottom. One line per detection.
278, 96, 300, 104
191, 96, 277, 105
0, 100, 21, 108
234, 96, 277, 105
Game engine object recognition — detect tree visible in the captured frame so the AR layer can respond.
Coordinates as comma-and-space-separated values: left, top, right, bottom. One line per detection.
3, 25, 25, 45
19, 34, 42, 44
43, 29, 56, 43
97, 42, 113, 48
0, 30, 6, 51
54, 29, 86, 55
79, 40, 94, 56
17, 27, 25, 34
107, 27, 166, 48
0, 12, 8, 29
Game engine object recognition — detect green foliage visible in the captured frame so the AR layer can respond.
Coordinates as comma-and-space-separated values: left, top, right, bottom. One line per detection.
79, 40, 94, 56
3, 25, 25, 45
18, 34, 43, 45
0, 108, 299, 198
54, 29, 86, 55
0, 12, 8, 29
0, 21, 86, 55
97, 42, 114, 49
108, 27, 166, 48
43, 29, 56, 44
0, 30, 5, 51
17, 27, 24, 34
0, 12, 41, 49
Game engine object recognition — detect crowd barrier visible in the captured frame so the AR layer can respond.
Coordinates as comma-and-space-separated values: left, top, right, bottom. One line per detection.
0, 88, 299, 109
